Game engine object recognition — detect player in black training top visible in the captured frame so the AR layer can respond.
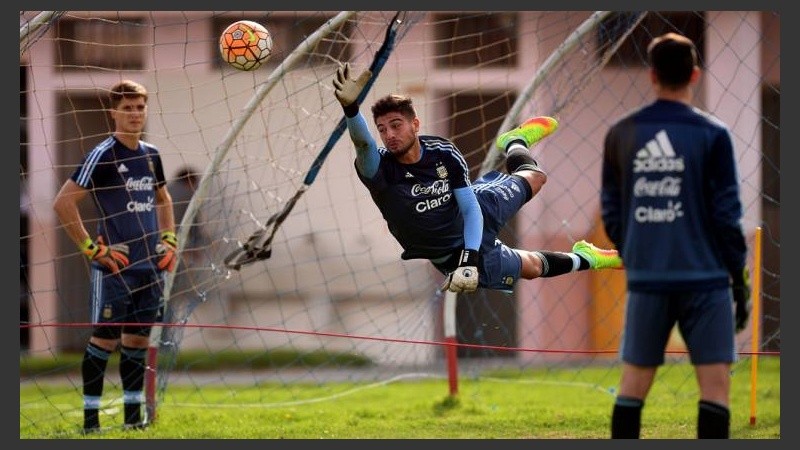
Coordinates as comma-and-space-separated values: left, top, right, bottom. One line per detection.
601, 32, 750, 439
332, 63, 622, 295
53, 79, 178, 432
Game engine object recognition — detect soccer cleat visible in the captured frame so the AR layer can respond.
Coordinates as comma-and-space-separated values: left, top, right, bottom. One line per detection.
496, 116, 559, 151
572, 240, 623, 270
82, 426, 101, 435
123, 421, 149, 431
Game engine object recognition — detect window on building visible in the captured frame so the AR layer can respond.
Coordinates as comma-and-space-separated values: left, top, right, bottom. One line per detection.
55, 16, 145, 71
434, 12, 518, 69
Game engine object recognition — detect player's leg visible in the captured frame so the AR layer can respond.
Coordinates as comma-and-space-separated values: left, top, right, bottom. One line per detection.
511, 166, 546, 200
118, 334, 149, 429
515, 239, 622, 279
477, 240, 615, 289
82, 267, 124, 433
82, 335, 118, 433
695, 364, 732, 438
119, 273, 162, 429
517, 249, 585, 278
677, 288, 736, 438
612, 291, 674, 438
495, 116, 558, 197
469, 170, 620, 281
612, 363, 657, 438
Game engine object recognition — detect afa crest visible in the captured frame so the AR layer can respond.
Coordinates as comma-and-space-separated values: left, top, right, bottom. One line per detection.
436, 164, 448, 179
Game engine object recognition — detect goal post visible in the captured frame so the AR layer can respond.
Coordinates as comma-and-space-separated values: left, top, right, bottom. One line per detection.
146, 10, 361, 424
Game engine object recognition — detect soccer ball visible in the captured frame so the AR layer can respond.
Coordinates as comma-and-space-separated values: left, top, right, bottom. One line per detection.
219, 20, 273, 71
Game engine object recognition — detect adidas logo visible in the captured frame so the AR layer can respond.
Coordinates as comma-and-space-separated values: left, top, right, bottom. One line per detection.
118, 163, 129, 173
633, 130, 684, 173
404, 172, 414, 178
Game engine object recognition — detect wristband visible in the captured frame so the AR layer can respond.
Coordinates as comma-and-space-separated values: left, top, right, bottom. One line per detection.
342, 102, 359, 118
459, 249, 479, 267
79, 237, 94, 251
80, 237, 99, 258
161, 231, 177, 247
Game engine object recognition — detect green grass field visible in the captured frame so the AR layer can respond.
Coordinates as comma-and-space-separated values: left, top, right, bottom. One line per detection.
20, 355, 779, 439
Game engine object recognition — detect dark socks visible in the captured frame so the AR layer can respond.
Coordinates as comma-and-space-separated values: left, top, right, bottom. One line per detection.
506, 147, 543, 174
120, 346, 148, 425
697, 400, 730, 439
611, 396, 643, 438
82, 342, 111, 430
573, 253, 591, 270
535, 251, 588, 277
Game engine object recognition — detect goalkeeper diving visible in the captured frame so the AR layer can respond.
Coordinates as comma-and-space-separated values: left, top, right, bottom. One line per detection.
332, 63, 622, 294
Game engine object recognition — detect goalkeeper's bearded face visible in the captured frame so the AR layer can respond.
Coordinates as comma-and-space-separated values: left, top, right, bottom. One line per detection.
375, 112, 419, 158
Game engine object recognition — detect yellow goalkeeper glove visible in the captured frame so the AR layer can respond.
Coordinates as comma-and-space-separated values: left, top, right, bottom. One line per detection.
156, 231, 178, 272
80, 235, 129, 274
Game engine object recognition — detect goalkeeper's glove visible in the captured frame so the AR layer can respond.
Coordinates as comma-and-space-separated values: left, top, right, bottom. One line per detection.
732, 266, 752, 333
156, 231, 178, 272
441, 249, 479, 293
80, 235, 129, 274
332, 62, 372, 117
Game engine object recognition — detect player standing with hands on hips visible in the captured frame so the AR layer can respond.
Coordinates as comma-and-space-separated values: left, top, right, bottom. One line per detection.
332, 63, 622, 294
53, 80, 177, 433
600, 33, 751, 439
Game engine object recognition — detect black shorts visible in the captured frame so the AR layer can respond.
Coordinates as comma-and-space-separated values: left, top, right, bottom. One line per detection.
89, 267, 163, 337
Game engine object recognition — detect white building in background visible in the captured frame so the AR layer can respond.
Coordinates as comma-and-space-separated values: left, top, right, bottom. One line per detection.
20, 11, 779, 364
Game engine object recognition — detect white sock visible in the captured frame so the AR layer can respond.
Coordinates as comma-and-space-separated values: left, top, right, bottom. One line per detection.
568, 253, 581, 271
506, 142, 528, 154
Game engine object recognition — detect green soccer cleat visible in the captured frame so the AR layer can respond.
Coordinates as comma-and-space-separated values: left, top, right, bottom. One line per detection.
496, 116, 559, 151
572, 240, 623, 270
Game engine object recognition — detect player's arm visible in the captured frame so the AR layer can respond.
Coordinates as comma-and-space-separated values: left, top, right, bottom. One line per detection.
154, 183, 179, 272
441, 148, 483, 293
600, 128, 623, 251
440, 186, 483, 294
332, 63, 379, 179
707, 130, 747, 274
345, 113, 380, 179
53, 179, 128, 273
707, 129, 750, 331
53, 179, 92, 248
155, 184, 176, 236
454, 187, 482, 252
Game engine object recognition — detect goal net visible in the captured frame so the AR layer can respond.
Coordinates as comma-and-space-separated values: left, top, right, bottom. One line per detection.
20, 11, 780, 437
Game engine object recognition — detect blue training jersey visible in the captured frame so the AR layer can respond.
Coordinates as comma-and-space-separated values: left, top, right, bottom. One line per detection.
70, 136, 167, 272
601, 99, 747, 292
356, 135, 473, 260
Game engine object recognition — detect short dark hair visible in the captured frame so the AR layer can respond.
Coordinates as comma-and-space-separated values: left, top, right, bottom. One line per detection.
109, 79, 148, 108
647, 32, 698, 89
370, 94, 417, 122
174, 165, 199, 188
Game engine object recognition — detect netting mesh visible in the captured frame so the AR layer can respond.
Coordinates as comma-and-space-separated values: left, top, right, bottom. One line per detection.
20, 11, 779, 437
